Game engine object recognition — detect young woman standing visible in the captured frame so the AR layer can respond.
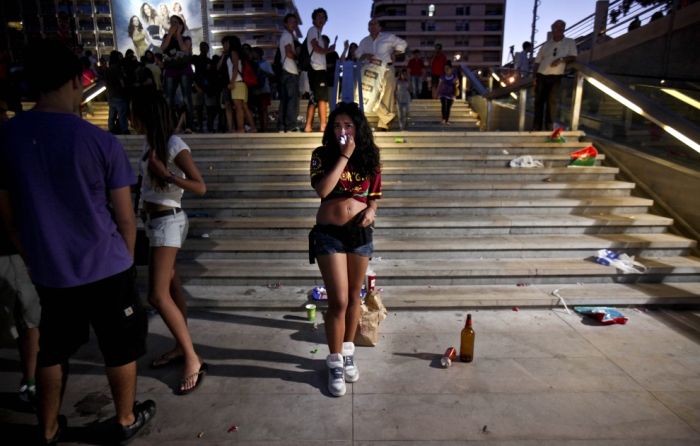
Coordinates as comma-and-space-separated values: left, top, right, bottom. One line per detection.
309, 102, 382, 396
131, 89, 207, 395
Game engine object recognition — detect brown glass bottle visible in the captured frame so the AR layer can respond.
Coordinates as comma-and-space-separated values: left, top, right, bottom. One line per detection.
460, 313, 475, 362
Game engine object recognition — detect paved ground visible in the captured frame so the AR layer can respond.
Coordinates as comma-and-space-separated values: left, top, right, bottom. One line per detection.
1, 306, 700, 445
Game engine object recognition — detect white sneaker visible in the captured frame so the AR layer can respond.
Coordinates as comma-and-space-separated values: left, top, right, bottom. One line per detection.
342, 342, 359, 382
326, 353, 346, 397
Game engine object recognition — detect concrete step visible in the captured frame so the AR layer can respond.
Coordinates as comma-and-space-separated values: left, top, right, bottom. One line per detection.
181, 196, 653, 217
180, 233, 694, 259
199, 180, 634, 199
186, 166, 620, 183
186, 213, 674, 237
174, 282, 700, 308
154, 255, 700, 287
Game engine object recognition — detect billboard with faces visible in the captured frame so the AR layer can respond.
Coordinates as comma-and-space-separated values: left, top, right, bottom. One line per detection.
112, 0, 204, 59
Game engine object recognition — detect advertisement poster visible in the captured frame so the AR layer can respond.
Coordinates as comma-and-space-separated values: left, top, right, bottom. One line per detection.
112, 0, 204, 59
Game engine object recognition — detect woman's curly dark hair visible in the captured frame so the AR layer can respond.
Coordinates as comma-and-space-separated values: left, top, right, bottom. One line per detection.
321, 102, 381, 178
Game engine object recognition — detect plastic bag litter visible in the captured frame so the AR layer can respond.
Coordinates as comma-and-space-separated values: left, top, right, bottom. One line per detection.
595, 249, 647, 274
546, 127, 566, 143
574, 306, 628, 325
311, 286, 327, 301
354, 291, 388, 347
569, 145, 598, 167
509, 155, 544, 168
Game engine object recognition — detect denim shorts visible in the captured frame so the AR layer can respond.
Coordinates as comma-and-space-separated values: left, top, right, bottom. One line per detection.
146, 210, 189, 248
311, 225, 374, 258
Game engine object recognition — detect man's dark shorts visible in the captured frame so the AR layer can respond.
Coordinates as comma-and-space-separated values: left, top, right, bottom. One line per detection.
308, 68, 329, 104
36, 266, 147, 368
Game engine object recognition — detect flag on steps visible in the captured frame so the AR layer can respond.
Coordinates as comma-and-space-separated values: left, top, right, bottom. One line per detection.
569, 145, 598, 167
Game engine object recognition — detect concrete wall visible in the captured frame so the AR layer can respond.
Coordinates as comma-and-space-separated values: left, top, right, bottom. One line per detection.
581, 2, 700, 80
593, 138, 700, 242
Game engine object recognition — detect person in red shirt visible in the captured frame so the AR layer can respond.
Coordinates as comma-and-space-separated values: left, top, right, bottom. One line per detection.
407, 49, 424, 98
430, 43, 447, 99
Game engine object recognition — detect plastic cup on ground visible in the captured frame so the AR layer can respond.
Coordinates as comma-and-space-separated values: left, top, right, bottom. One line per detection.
305, 303, 317, 322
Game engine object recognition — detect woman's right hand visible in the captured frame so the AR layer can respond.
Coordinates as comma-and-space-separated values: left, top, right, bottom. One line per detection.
339, 134, 355, 158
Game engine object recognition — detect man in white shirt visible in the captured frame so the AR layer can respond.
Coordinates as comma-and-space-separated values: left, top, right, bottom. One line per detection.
356, 19, 407, 131
278, 13, 301, 132
532, 20, 577, 130
304, 8, 335, 133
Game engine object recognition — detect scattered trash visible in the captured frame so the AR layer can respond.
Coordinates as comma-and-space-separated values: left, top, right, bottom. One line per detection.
482, 425, 490, 434
227, 425, 238, 433
305, 303, 317, 322
595, 249, 647, 274
509, 155, 544, 168
575, 306, 629, 325
512, 307, 519, 312
516, 282, 529, 287
311, 286, 328, 301
200, 233, 210, 239
440, 347, 457, 368
267, 282, 281, 289
197, 432, 204, 438
551, 289, 572, 314
208, 165, 214, 171
394, 137, 406, 143
310, 346, 319, 354
542, 177, 552, 182
502, 149, 509, 155
546, 127, 566, 143
568, 145, 598, 167
354, 291, 388, 347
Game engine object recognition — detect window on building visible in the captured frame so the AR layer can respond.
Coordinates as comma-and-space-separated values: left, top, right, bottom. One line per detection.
231, 1, 244, 10
455, 36, 470, 46
420, 38, 436, 46
455, 21, 469, 31
485, 5, 504, 16
428, 4, 435, 17
251, 0, 264, 9
456, 6, 470, 16
382, 21, 406, 32
484, 36, 502, 47
421, 21, 437, 31
484, 20, 502, 31
483, 52, 501, 62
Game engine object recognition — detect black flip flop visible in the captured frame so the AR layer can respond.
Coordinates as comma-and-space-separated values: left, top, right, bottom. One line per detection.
178, 363, 208, 395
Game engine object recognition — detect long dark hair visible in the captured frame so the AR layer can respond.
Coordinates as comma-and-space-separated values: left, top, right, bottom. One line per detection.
128, 16, 143, 38
321, 102, 381, 178
130, 88, 175, 190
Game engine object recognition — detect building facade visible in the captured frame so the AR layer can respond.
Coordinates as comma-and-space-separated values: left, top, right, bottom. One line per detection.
0, 0, 299, 61
372, 0, 506, 69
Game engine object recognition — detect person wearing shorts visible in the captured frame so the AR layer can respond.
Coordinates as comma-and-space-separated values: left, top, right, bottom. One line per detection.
131, 88, 208, 395
308, 102, 382, 397
0, 40, 155, 445
304, 8, 335, 133
0, 247, 41, 404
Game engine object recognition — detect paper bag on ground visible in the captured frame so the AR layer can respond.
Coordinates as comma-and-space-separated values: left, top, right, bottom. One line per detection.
354, 291, 388, 347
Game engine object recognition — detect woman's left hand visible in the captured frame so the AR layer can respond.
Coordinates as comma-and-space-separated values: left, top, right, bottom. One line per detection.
355, 207, 376, 227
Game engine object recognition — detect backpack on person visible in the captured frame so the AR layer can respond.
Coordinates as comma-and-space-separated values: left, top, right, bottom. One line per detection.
297, 37, 314, 72
242, 59, 259, 87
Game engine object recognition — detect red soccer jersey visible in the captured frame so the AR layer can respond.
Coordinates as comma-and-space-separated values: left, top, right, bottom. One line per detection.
431, 52, 447, 76
310, 147, 382, 203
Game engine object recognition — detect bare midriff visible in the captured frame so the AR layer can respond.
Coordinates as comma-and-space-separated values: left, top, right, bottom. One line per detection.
316, 197, 368, 225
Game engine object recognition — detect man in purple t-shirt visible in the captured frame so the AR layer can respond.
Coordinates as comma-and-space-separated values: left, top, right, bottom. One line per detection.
0, 41, 155, 445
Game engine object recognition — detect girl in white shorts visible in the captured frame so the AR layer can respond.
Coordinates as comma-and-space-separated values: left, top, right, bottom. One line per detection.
131, 89, 208, 395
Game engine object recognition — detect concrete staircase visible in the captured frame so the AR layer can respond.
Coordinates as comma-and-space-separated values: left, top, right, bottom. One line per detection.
84, 98, 479, 131
118, 127, 700, 309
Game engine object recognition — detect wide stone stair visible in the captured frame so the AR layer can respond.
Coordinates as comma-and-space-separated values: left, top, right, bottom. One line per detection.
85, 98, 479, 131
119, 130, 700, 309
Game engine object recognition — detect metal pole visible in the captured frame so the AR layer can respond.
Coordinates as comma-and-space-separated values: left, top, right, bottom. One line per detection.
571, 72, 584, 131
518, 88, 527, 131
486, 99, 493, 131
530, 0, 540, 59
